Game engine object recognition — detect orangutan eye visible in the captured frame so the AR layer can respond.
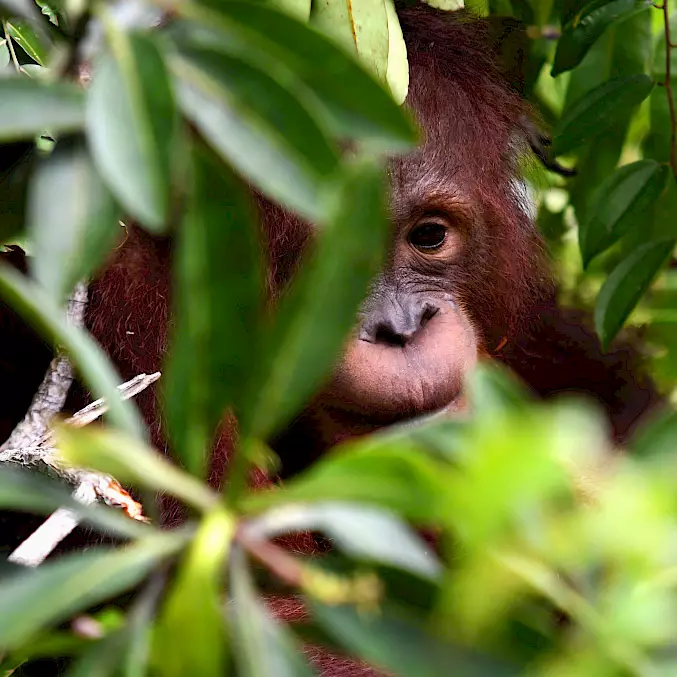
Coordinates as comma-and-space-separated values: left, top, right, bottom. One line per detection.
409, 222, 447, 251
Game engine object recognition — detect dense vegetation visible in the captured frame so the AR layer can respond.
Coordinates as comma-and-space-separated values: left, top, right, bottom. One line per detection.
2, 0, 677, 675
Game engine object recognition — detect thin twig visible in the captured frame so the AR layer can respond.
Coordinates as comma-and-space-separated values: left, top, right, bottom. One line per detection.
3, 20, 20, 73
663, 0, 677, 183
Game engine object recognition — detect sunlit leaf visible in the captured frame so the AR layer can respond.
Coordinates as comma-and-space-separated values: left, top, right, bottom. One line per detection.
177, 1, 416, 150
0, 78, 83, 141
28, 137, 121, 304
173, 45, 338, 222
164, 144, 262, 477
0, 266, 143, 438
86, 33, 176, 231
0, 465, 152, 540
0, 534, 186, 651
580, 160, 670, 268
421, 0, 464, 8
154, 510, 234, 677
552, 74, 653, 156
265, 0, 311, 21
310, 0, 389, 82
595, 239, 675, 349
6, 20, 47, 65
552, 0, 652, 76
246, 502, 441, 579
310, 601, 518, 677
56, 425, 218, 513
230, 548, 317, 677
385, 0, 408, 104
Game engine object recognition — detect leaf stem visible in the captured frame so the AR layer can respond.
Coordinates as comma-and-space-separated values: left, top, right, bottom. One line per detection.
662, 0, 677, 183
3, 21, 20, 73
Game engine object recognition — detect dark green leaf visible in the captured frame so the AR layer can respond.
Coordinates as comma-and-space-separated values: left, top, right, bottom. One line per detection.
243, 445, 450, 524
0, 78, 84, 141
173, 45, 338, 222
630, 409, 677, 460
56, 425, 219, 513
0, 465, 152, 541
310, 601, 519, 677
246, 502, 440, 579
178, 1, 416, 150
595, 239, 675, 349
580, 160, 669, 267
154, 510, 233, 677
552, 0, 652, 76
64, 628, 131, 677
28, 138, 121, 304
164, 144, 262, 477
6, 19, 47, 65
86, 33, 176, 231
230, 548, 317, 677
0, 266, 143, 438
0, 535, 185, 651
0, 139, 32, 241
242, 161, 388, 440
552, 74, 653, 156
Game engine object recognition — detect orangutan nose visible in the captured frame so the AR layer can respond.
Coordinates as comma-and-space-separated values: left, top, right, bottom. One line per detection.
359, 299, 439, 347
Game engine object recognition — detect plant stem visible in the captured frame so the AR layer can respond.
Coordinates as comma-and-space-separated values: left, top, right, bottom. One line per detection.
663, 0, 677, 183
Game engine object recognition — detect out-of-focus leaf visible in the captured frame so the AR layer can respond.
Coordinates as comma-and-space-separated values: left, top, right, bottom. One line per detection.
230, 548, 317, 677
0, 265, 143, 437
173, 45, 338, 222
65, 627, 131, 677
0, 139, 32, 241
0, 78, 84, 141
0, 465, 152, 540
465, 361, 530, 418
552, 74, 653, 156
0, 534, 186, 651
266, 0, 311, 21
154, 510, 234, 677
0, 0, 43, 23
178, 1, 417, 150
631, 409, 677, 460
552, 0, 652, 76
243, 445, 450, 524
385, 0, 408, 104
310, 601, 519, 677
560, 0, 588, 24
6, 20, 47, 65
86, 33, 176, 231
28, 138, 121, 304
310, 0, 389, 82
164, 144, 262, 477
0, 38, 8, 68
242, 162, 388, 440
56, 425, 218, 513
580, 160, 669, 268
246, 502, 440, 579
595, 239, 675, 350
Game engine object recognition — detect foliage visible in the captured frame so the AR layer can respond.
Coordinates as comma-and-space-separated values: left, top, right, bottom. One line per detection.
1, 0, 677, 676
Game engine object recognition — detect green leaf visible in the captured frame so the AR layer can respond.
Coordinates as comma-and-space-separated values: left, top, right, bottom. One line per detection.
385, 0, 408, 105
178, 1, 416, 150
309, 601, 519, 677
56, 425, 219, 513
246, 502, 441, 579
0, 0, 44, 24
265, 0, 311, 21
86, 33, 176, 231
173, 45, 338, 222
28, 138, 121, 304
0, 78, 84, 141
164, 144, 262, 477
552, 74, 653, 156
6, 20, 47, 65
0, 534, 186, 651
0, 266, 143, 438
552, 0, 652, 76
580, 160, 669, 267
243, 445, 450, 524
229, 548, 317, 677
154, 510, 234, 677
595, 239, 675, 349
0, 465, 153, 541
243, 161, 388, 440
310, 0, 389, 82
